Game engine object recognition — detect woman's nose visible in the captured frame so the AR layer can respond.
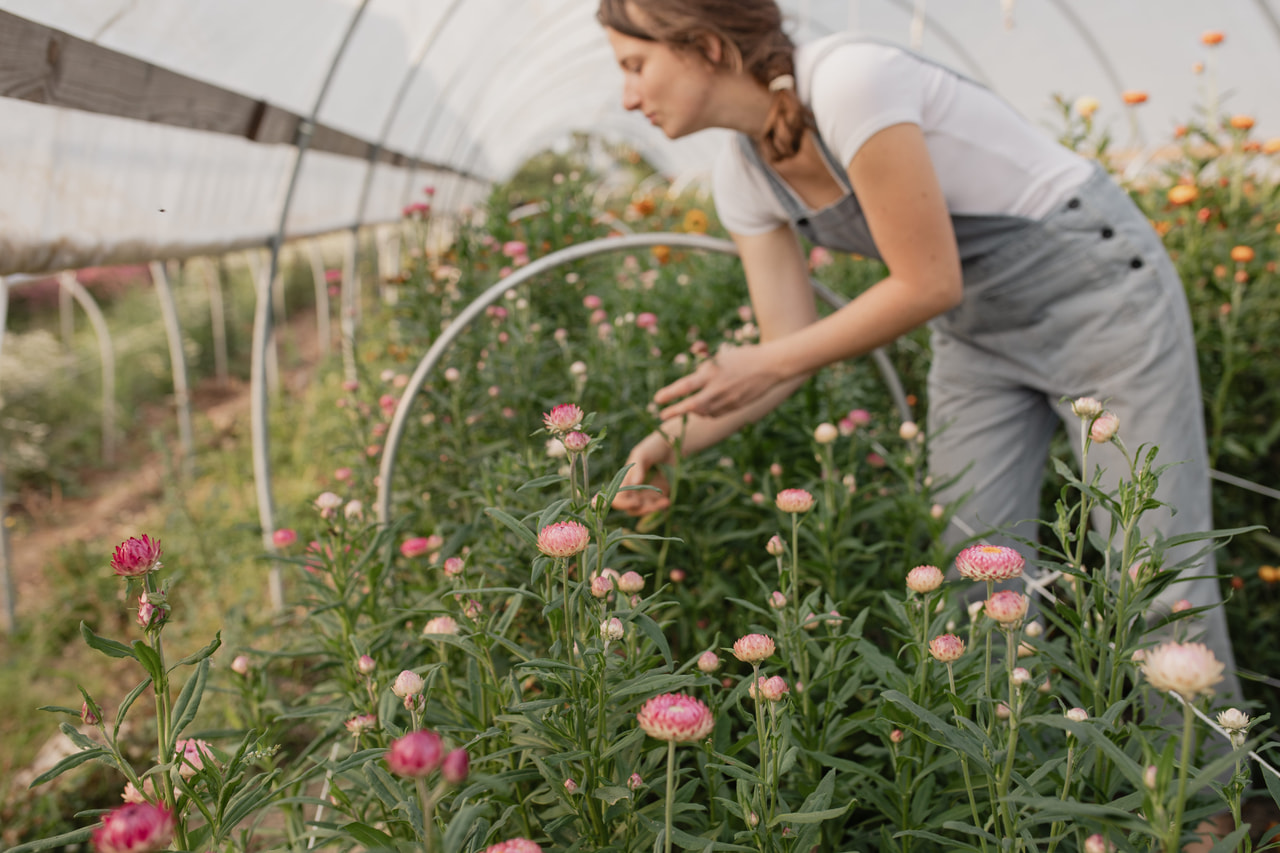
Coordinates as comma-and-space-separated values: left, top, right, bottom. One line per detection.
621, 80, 641, 111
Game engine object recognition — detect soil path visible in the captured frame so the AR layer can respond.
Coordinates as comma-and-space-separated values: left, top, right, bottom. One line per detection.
7, 307, 326, 609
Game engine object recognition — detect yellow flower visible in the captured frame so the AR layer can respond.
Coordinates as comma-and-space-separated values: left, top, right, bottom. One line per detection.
682, 208, 709, 234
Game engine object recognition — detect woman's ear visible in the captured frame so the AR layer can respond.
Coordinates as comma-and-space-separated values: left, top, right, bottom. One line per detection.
693, 31, 723, 66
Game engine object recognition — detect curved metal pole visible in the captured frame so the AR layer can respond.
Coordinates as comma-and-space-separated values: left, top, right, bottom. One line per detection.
375, 232, 912, 523
201, 258, 229, 383
56, 272, 119, 466
306, 240, 333, 356
253, 0, 371, 609
1043, 0, 1141, 148
0, 277, 13, 633
147, 263, 194, 476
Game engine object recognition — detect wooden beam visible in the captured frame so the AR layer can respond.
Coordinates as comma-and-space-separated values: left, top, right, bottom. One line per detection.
0, 9, 479, 179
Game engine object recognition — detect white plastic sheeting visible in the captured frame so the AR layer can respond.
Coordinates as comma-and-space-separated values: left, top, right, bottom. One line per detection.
2, 0, 1278, 276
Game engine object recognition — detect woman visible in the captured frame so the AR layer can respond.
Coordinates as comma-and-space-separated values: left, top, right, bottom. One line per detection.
598, 0, 1239, 701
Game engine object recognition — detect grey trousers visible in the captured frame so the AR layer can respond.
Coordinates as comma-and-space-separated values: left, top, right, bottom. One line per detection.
926, 166, 1243, 705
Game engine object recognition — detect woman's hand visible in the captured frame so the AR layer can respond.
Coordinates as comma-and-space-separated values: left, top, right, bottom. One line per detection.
654, 343, 783, 421
611, 432, 674, 516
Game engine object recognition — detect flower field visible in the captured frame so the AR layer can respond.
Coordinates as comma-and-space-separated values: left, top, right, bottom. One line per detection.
3, 82, 1280, 853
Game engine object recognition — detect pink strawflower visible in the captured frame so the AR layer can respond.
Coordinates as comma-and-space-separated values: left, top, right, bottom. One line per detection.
563, 777, 578, 793
334, 466, 353, 482
401, 537, 432, 559
501, 240, 528, 259
315, 492, 343, 518
955, 545, 1025, 582
809, 246, 833, 270
1090, 411, 1120, 443
92, 802, 175, 853
906, 565, 944, 593
543, 403, 584, 434
173, 738, 216, 779
483, 839, 542, 853
775, 489, 815, 514
583, 294, 602, 309
120, 779, 155, 804
82, 700, 101, 726
392, 670, 425, 698
628, 772, 644, 790
984, 590, 1030, 626
749, 675, 789, 702
357, 654, 376, 675
847, 408, 872, 426
590, 575, 613, 598
563, 431, 590, 452
136, 593, 169, 631
636, 311, 658, 330
617, 571, 644, 594
442, 747, 470, 784
636, 693, 715, 742
768, 590, 787, 609
766, 535, 785, 556
669, 567, 686, 582
386, 729, 443, 778
443, 556, 465, 577
422, 616, 459, 636
230, 655, 251, 676
929, 634, 966, 662
732, 633, 775, 663
697, 651, 721, 673
271, 528, 297, 548
1065, 707, 1088, 722
111, 535, 163, 577
537, 520, 590, 557
600, 617, 625, 641
345, 714, 377, 736
1084, 834, 1115, 853
1141, 641, 1224, 699
890, 728, 905, 744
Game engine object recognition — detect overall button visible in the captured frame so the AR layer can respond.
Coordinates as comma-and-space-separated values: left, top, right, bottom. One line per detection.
1066, 198, 1080, 209
1101, 227, 1114, 239
1130, 257, 1144, 269
796, 217, 809, 227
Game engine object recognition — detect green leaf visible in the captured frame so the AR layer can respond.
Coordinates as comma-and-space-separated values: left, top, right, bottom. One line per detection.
631, 611, 674, 669
131, 640, 165, 685
769, 804, 851, 825
30, 746, 111, 787
483, 506, 540, 550
169, 658, 209, 740
80, 622, 135, 659
593, 785, 632, 805
2, 824, 96, 853
341, 821, 396, 848
171, 632, 222, 670
113, 678, 153, 741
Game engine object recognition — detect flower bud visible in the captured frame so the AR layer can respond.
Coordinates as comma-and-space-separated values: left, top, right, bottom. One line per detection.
766, 535, 785, 557
1066, 707, 1088, 723
564, 778, 578, 794
768, 590, 787, 609
601, 617, 625, 641
697, 651, 721, 673
357, 654, 377, 675
392, 670, 425, 698
231, 655, 251, 676
81, 700, 101, 726
590, 575, 613, 598
1090, 411, 1120, 443
898, 421, 920, 441
1144, 764, 1158, 789
813, 422, 839, 444
1011, 667, 1031, 687
628, 772, 644, 791
442, 748, 470, 784
889, 728, 905, 744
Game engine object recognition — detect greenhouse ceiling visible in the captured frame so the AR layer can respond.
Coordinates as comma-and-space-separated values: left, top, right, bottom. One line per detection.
1, 0, 1278, 276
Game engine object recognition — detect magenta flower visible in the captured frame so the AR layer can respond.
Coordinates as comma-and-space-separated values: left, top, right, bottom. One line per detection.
955, 545, 1025, 582
135, 593, 169, 632
443, 556, 465, 577
271, 528, 297, 548
92, 802, 175, 853
732, 633, 776, 663
537, 520, 590, 557
775, 489, 815, 514
542, 403, 584, 434
905, 565, 945, 593
400, 537, 432, 559
483, 840, 542, 853
442, 747, 470, 784
386, 729, 443, 778
110, 535, 163, 578
928, 634, 966, 662
636, 693, 715, 742
984, 590, 1030, 626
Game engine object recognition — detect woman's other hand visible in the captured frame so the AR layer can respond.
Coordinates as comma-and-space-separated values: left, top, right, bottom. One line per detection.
611, 432, 674, 516
654, 343, 782, 421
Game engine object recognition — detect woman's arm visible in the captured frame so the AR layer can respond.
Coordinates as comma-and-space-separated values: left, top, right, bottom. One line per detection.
611, 224, 815, 515
655, 122, 962, 421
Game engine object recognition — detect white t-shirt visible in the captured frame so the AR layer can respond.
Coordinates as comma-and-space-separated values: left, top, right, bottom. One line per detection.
712, 36, 1093, 236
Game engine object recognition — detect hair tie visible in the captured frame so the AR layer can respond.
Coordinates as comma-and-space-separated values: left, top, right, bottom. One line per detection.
767, 74, 795, 93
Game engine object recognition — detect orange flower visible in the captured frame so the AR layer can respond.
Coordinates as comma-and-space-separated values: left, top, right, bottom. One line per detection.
631, 196, 656, 216
1230, 245, 1255, 263
1264, 138, 1280, 155
1229, 115, 1255, 131
1122, 90, 1148, 105
1243, 140, 1262, 153
1192, 61, 1204, 75
682, 208, 709, 234
651, 244, 670, 264
1258, 565, 1279, 584
1167, 184, 1199, 205
1201, 30, 1225, 46
1152, 220, 1172, 237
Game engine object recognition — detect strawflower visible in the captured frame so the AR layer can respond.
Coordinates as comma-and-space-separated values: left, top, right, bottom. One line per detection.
537, 521, 590, 557
636, 693, 715, 742
386, 729, 443, 778
442, 747, 470, 784
111, 535, 163, 578
956, 545, 1024, 582
697, 651, 721, 673
732, 633, 776, 663
775, 488, 814, 513
749, 675, 789, 702
392, 670, 425, 698
345, 714, 377, 736
174, 738, 216, 779
929, 634, 965, 662
271, 528, 297, 548
483, 839, 542, 853
906, 565, 944, 593
985, 590, 1030, 626
92, 802, 175, 853
1141, 641, 1224, 699
1071, 396, 1104, 419
1090, 411, 1120, 443
422, 616, 459, 636
617, 571, 645, 593
543, 403, 584, 434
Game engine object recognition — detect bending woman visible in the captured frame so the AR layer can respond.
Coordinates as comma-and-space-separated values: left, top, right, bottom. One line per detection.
599, 0, 1239, 699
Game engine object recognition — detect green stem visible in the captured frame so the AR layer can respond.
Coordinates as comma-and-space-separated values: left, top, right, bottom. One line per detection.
1046, 743, 1076, 853
948, 663, 988, 853
416, 776, 435, 853
664, 739, 676, 853
1168, 698, 1196, 853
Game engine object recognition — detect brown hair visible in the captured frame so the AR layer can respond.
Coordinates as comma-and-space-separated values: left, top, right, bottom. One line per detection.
598, 0, 808, 161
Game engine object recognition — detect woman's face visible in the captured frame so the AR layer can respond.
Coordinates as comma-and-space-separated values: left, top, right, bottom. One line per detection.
605, 26, 718, 140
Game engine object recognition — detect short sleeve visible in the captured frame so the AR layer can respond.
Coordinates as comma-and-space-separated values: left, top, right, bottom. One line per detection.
710, 138, 789, 236
806, 43, 929, 169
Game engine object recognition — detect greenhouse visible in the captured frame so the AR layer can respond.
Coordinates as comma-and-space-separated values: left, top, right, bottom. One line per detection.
1, 1, 1278, 851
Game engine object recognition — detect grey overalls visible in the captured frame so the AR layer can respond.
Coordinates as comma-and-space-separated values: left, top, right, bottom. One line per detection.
736, 42, 1241, 704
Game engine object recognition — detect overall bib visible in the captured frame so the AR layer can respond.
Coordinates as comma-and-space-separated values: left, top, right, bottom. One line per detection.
736, 42, 1241, 703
